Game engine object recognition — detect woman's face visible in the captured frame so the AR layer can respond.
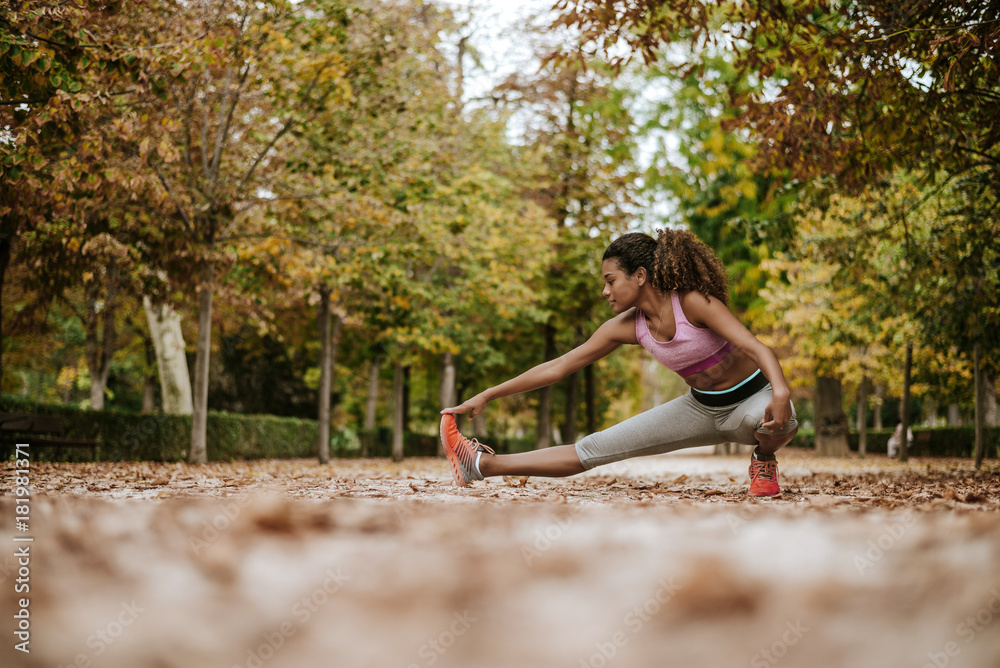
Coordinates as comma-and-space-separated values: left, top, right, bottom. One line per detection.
601, 259, 643, 314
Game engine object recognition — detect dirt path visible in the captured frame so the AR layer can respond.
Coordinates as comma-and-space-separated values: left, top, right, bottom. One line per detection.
3, 452, 999, 668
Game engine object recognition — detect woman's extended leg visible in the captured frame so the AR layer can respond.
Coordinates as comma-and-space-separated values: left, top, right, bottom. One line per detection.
442, 394, 721, 484
481, 393, 720, 478
441, 415, 587, 484
478, 445, 585, 478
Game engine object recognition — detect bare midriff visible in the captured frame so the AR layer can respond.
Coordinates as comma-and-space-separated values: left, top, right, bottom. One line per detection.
681, 347, 761, 392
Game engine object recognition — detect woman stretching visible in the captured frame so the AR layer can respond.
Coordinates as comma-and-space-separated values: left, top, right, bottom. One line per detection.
440, 230, 798, 497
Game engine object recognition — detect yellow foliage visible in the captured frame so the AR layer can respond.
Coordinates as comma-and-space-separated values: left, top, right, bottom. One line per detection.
762, 170, 967, 396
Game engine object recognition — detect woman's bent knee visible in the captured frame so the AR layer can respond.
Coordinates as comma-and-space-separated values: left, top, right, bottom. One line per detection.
574, 438, 601, 471
756, 426, 798, 452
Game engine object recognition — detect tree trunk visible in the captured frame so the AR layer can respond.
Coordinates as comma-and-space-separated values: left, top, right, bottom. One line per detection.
924, 396, 938, 427
563, 371, 579, 445
857, 376, 869, 458
0, 232, 10, 394
83, 259, 119, 410
585, 363, 596, 435
815, 376, 850, 456
873, 383, 884, 430
317, 286, 332, 465
974, 343, 984, 469
331, 319, 341, 388
142, 379, 156, 413
467, 413, 485, 439
403, 365, 411, 435
392, 361, 404, 462
362, 357, 380, 458
456, 35, 467, 105
948, 403, 961, 426
535, 385, 553, 449
899, 344, 913, 463
981, 366, 998, 428
365, 358, 380, 431
143, 296, 193, 414
535, 324, 557, 449
189, 261, 214, 465
142, 332, 157, 413
439, 352, 457, 456
714, 442, 733, 455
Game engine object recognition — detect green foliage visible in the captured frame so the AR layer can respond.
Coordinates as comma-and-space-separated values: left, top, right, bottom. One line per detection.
638, 46, 799, 320
0, 395, 320, 461
561, 0, 1000, 189
763, 169, 997, 399
846, 428, 1000, 459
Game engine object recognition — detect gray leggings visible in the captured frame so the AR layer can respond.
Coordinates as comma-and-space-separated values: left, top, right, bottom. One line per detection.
574, 384, 798, 470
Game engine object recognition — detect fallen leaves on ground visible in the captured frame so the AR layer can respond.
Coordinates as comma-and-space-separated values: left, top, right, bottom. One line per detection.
2, 451, 999, 668
20, 450, 999, 513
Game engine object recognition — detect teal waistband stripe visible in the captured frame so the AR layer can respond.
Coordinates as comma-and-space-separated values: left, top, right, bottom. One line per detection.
692, 369, 762, 395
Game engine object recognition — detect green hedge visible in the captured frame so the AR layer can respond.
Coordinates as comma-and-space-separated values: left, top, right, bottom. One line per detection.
752, 424, 998, 459
0, 396, 468, 462
789, 428, 815, 449
847, 429, 893, 455
355, 429, 438, 458
1, 395, 323, 461
848, 426, 1000, 458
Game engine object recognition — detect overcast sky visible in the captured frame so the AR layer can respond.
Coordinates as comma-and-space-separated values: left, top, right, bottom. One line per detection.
442, 0, 558, 102
442, 0, 676, 231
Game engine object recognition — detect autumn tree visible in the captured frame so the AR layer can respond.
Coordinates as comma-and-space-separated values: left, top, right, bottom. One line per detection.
0, 1, 147, 392
232, 0, 554, 461
495, 47, 641, 448
764, 170, 996, 458
558, 0, 1000, 184
99, 0, 358, 463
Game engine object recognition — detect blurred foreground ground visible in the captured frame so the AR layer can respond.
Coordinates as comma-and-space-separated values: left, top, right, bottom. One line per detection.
3, 450, 1000, 668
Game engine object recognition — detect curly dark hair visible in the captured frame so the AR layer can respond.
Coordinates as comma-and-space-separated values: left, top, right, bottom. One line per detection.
603, 229, 730, 304
603, 232, 656, 277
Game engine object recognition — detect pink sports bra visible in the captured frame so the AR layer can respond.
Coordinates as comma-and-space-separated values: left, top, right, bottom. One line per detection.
635, 292, 733, 376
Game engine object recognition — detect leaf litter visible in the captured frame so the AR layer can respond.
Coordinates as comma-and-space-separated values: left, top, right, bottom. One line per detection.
2, 449, 999, 668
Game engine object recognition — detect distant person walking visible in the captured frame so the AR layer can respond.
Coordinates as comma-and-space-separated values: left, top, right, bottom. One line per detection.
441, 230, 798, 497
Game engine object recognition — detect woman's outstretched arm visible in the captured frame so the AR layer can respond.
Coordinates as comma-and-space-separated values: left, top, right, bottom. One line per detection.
441, 311, 637, 419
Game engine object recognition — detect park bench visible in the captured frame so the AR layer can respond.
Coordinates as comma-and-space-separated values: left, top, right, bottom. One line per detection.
0, 413, 99, 460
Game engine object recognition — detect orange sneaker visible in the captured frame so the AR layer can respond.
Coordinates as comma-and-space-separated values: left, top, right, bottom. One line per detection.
440, 414, 495, 486
748, 457, 780, 497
